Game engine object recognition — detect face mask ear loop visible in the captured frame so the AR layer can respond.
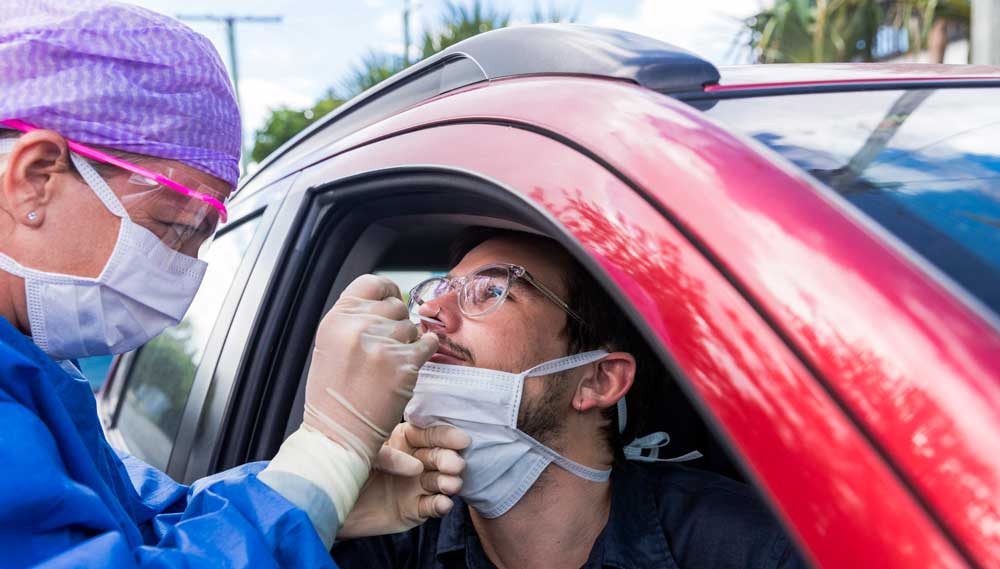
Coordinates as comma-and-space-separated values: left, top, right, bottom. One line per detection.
69, 152, 128, 219
523, 350, 609, 378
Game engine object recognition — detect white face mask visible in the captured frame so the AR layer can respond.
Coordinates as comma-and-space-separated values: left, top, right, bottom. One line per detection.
0, 144, 207, 359
405, 350, 704, 518
405, 350, 614, 518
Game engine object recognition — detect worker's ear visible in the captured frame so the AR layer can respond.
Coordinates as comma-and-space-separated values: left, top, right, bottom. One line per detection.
2, 130, 72, 228
571, 352, 635, 412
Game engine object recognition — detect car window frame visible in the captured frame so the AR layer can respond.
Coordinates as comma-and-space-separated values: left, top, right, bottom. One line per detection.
97, 178, 292, 479
166, 178, 295, 482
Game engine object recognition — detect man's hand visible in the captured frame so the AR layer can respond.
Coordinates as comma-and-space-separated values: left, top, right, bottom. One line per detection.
302, 275, 439, 465
337, 423, 470, 539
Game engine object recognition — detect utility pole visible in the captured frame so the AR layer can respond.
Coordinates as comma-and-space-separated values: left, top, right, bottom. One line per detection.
178, 14, 282, 171
403, 0, 412, 66
972, 0, 1000, 64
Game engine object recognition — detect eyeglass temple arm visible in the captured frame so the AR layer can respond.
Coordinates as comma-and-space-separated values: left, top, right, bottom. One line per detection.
520, 272, 586, 325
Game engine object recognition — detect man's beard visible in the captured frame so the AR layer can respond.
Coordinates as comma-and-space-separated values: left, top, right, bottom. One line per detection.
517, 370, 570, 449
439, 332, 568, 447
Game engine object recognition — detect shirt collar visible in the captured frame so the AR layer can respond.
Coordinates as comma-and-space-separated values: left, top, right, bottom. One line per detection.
435, 464, 678, 568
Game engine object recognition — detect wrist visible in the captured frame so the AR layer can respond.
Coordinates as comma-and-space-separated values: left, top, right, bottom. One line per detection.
303, 399, 389, 463
259, 427, 370, 548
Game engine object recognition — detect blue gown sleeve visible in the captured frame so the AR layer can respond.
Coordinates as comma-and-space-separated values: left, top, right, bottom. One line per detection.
0, 325, 341, 569
0, 395, 338, 568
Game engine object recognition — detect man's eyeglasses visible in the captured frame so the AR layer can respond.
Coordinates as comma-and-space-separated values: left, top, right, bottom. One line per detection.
408, 263, 585, 324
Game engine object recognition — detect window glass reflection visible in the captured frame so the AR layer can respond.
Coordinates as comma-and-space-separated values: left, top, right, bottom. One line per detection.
707, 88, 1000, 316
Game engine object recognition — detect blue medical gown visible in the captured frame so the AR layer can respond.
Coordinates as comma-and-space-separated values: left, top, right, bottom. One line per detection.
0, 318, 338, 568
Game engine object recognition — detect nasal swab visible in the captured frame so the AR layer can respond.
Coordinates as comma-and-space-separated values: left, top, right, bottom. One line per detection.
418, 315, 444, 325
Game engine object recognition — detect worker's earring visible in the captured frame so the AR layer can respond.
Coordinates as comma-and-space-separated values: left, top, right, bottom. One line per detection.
26, 211, 38, 222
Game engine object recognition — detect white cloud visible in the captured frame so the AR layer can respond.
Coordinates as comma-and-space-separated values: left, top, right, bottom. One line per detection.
244, 44, 295, 67
376, 9, 403, 37
239, 76, 317, 135
593, 0, 769, 64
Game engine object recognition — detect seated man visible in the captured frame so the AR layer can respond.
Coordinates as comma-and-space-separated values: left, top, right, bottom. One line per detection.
333, 229, 806, 569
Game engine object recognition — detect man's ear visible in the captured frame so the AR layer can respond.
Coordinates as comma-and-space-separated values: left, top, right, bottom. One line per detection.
572, 352, 635, 412
2, 130, 71, 227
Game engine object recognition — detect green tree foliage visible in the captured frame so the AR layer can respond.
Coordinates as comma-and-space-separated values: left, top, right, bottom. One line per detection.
251, 93, 343, 164
742, 0, 970, 63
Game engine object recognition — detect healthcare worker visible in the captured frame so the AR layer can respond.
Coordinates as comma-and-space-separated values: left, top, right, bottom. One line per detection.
0, 2, 466, 567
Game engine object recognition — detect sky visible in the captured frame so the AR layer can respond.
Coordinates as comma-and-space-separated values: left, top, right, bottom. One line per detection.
128, 0, 769, 147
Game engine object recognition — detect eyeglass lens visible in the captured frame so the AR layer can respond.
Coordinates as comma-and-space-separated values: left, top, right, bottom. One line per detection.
411, 265, 514, 319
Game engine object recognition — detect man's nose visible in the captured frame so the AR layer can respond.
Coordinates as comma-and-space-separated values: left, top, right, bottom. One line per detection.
417, 293, 458, 332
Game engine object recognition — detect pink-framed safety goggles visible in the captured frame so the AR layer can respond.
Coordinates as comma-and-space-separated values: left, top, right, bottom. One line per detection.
0, 119, 228, 223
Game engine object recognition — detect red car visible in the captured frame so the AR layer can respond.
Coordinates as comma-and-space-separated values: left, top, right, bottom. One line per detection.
98, 25, 1000, 568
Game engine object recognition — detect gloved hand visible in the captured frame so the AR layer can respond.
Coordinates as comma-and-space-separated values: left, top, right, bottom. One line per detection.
338, 423, 470, 539
303, 274, 439, 466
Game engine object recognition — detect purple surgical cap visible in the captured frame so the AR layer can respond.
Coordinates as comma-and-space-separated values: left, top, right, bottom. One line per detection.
0, 1, 242, 188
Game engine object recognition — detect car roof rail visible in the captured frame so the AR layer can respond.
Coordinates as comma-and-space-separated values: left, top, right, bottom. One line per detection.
238, 24, 718, 194
435, 24, 720, 94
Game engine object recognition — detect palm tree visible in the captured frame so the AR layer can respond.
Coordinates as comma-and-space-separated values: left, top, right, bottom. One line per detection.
742, 0, 970, 64
419, 1, 511, 57
343, 51, 409, 97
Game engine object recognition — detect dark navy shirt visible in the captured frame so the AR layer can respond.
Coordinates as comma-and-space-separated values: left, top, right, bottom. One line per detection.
332, 462, 807, 568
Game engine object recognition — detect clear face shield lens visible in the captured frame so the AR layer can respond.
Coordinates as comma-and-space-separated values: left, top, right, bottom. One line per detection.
119, 168, 221, 259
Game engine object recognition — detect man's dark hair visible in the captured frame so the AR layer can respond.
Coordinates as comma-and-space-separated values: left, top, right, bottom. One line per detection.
450, 227, 673, 463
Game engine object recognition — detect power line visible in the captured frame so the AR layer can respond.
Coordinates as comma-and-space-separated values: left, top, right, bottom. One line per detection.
403, 0, 412, 66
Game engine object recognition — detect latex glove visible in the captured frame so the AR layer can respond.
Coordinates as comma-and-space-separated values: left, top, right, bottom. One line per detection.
337, 423, 470, 539
303, 275, 439, 466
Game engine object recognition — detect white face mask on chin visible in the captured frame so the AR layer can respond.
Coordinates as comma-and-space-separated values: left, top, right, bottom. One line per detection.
0, 142, 207, 360
405, 350, 613, 518
405, 349, 705, 519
